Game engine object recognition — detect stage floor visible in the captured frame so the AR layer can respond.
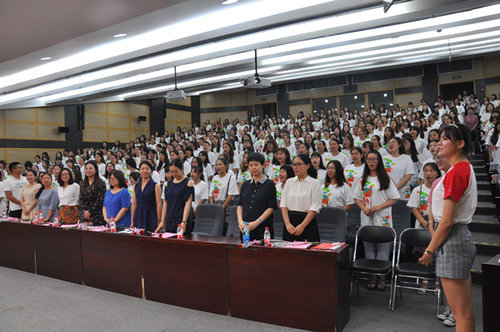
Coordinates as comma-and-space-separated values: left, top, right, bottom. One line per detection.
0, 266, 483, 331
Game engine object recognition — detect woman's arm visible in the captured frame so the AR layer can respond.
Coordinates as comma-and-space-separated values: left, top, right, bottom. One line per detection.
222, 195, 233, 208
155, 184, 162, 225
130, 190, 136, 228
412, 207, 429, 228
46, 209, 54, 221
248, 207, 274, 232
428, 208, 435, 236
419, 199, 456, 266
280, 207, 296, 235
209, 196, 214, 204
237, 205, 245, 232
181, 195, 193, 232
114, 207, 129, 222
103, 206, 109, 224
155, 200, 167, 233
355, 198, 370, 216
396, 174, 412, 190
370, 198, 397, 213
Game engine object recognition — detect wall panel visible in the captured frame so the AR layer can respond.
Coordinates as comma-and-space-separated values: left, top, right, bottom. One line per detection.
37, 124, 64, 140
395, 93, 423, 107
5, 122, 37, 139
38, 107, 64, 123
290, 104, 311, 117
485, 83, 500, 97
4, 108, 36, 121
165, 109, 192, 133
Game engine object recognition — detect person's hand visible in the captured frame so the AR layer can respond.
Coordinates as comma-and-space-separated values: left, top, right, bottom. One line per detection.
238, 220, 245, 232
248, 221, 259, 231
285, 222, 296, 235
180, 222, 186, 233
362, 206, 371, 216
370, 205, 381, 214
419, 251, 433, 266
104, 218, 110, 224
83, 210, 90, 220
294, 223, 305, 236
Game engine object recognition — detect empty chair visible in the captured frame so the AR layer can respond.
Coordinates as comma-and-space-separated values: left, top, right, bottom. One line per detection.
226, 205, 240, 238
316, 207, 347, 242
192, 204, 225, 236
351, 225, 397, 310
346, 204, 361, 244
391, 228, 441, 313
273, 208, 284, 240
391, 199, 412, 237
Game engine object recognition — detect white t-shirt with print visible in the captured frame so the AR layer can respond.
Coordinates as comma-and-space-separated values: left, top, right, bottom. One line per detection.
3, 176, 28, 211
209, 173, 238, 201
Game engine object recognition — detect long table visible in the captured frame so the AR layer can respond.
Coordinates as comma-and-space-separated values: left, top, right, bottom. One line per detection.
0, 221, 350, 332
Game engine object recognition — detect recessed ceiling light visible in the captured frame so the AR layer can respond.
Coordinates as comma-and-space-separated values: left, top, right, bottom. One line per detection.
222, 0, 238, 4
40, 57, 52, 61
384, 93, 388, 97
354, 95, 358, 99
113, 33, 127, 38
325, 99, 328, 103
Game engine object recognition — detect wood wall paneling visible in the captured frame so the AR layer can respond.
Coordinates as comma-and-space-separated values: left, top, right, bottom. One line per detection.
37, 124, 65, 141
486, 83, 500, 97
6, 122, 37, 139
394, 92, 423, 108
289, 104, 312, 117
289, 90, 311, 100
37, 106, 64, 123
4, 108, 36, 121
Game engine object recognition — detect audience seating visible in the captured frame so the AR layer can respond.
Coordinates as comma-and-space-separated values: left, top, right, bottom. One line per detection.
350, 225, 397, 310
316, 207, 347, 242
226, 205, 240, 238
192, 204, 225, 236
391, 228, 441, 313
273, 208, 284, 240
391, 200, 412, 237
346, 204, 361, 244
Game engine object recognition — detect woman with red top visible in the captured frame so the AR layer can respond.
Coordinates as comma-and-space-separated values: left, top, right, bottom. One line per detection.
420, 124, 477, 332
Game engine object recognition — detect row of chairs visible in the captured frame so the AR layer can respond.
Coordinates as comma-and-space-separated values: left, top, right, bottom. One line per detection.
192, 200, 414, 243
351, 226, 441, 313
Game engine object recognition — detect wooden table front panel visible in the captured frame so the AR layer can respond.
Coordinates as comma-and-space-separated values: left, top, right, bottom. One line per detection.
81, 231, 143, 298
142, 236, 231, 315
0, 222, 36, 273
228, 246, 350, 332
35, 226, 83, 284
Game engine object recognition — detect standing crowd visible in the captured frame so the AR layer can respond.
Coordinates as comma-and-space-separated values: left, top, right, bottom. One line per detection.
1, 90, 499, 332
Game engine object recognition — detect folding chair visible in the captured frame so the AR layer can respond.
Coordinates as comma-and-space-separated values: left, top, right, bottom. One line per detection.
391, 228, 441, 315
350, 225, 397, 310
346, 204, 361, 245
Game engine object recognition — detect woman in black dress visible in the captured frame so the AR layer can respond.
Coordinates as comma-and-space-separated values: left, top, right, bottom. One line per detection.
80, 160, 106, 226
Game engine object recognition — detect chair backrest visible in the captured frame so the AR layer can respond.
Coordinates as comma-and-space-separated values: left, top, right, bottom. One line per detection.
346, 204, 361, 226
316, 207, 347, 242
391, 199, 412, 237
273, 208, 284, 240
192, 204, 225, 236
226, 205, 240, 237
400, 228, 431, 247
357, 225, 396, 243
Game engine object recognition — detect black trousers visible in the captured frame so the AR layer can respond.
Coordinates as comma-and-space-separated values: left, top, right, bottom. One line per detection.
9, 210, 22, 218
282, 210, 320, 242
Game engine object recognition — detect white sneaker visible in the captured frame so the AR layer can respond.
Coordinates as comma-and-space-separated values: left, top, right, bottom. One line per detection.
443, 313, 456, 327
437, 306, 451, 321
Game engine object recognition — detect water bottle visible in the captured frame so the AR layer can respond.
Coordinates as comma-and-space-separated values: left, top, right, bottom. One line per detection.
264, 227, 271, 247
33, 211, 39, 224
109, 216, 116, 233
243, 222, 250, 248
53, 214, 60, 227
177, 224, 184, 239
1, 210, 6, 220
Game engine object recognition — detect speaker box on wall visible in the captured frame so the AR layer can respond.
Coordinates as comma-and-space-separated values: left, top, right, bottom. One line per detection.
138, 115, 147, 122
58, 126, 69, 133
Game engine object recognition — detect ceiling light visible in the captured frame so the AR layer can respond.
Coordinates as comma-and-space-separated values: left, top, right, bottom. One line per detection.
113, 33, 127, 38
384, 93, 388, 97
354, 96, 358, 100
40, 57, 52, 61
222, 0, 238, 4
325, 99, 328, 103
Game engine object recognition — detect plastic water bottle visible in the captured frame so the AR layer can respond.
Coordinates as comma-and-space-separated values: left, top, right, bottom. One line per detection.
264, 227, 271, 247
110, 216, 116, 233
53, 214, 60, 227
177, 224, 184, 239
243, 222, 250, 248
1, 210, 7, 220
33, 211, 39, 224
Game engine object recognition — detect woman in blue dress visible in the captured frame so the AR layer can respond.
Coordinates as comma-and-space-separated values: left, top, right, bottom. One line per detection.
130, 161, 161, 232
102, 170, 131, 228
155, 159, 194, 233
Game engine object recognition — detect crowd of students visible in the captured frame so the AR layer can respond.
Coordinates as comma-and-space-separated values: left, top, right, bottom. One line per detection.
0, 90, 498, 331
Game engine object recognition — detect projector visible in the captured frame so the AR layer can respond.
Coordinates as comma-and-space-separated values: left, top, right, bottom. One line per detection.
241, 75, 271, 89
165, 89, 186, 102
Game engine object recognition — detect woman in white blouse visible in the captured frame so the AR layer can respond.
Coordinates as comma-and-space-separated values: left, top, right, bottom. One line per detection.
57, 168, 80, 224
280, 154, 322, 242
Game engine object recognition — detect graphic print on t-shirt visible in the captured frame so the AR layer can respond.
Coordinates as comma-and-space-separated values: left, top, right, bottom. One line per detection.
362, 180, 375, 207
345, 169, 359, 187
383, 157, 394, 173
322, 187, 332, 207
211, 179, 222, 200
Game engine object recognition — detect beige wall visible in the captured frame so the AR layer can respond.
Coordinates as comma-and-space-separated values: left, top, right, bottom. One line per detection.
0, 106, 65, 141
165, 109, 192, 133
83, 102, 149, 142
200, 111, 248, 125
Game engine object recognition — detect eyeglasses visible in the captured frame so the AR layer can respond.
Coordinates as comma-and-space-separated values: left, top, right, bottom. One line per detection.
292, 162, 305, 167
366, 159, 378, 163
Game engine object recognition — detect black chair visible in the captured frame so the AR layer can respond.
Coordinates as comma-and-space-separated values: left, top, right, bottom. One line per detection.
346, 204, 361, 244
391, 228, 441, 314
192, 204, 225, 236
392, 199, 412, 237
273, 208, 284, 240
226, 205, 240, 238
316, 207, 347, 242
351, 225, 397, 310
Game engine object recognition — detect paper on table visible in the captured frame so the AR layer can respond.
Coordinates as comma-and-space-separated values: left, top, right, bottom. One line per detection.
60, 224, 79, 229
312, 242, 344, 250
161, 232, 177, 238
285, 241, 311, 249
